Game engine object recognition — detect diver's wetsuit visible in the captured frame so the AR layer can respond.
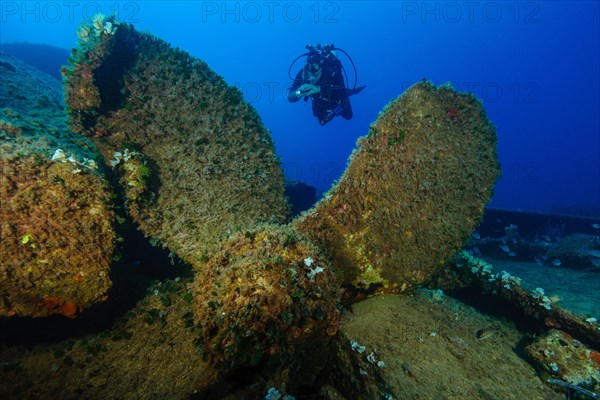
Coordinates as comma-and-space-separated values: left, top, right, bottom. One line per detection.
289, 53, 352, 125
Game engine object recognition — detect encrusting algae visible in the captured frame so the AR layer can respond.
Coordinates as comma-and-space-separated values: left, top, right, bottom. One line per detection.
0, 52, 116, 318
191, 224, 341, 385
295, 81, 500, 292
63, 14, 290, 266
7, 14, 589, 400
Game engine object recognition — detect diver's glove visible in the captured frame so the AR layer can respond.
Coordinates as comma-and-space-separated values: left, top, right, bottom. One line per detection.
297, 83, 320, 97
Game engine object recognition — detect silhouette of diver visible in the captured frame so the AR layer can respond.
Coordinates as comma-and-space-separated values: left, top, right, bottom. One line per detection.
288, 43, 366, 126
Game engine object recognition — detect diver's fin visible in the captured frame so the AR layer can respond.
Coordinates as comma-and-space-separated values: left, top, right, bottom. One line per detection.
346, 85, 366, 97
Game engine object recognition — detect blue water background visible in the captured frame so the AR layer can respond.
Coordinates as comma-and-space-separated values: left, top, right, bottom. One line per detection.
2, 1, 599, 216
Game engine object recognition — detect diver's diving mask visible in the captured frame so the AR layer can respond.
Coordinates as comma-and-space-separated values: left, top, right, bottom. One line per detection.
305, 62, 322, 83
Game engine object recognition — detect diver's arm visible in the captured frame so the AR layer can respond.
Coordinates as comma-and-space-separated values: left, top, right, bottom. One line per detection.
288, 70, 304, 103
289, 84, 320, 102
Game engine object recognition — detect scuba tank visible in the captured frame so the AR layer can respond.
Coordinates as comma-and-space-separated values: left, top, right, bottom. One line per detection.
288, 43, 359, 91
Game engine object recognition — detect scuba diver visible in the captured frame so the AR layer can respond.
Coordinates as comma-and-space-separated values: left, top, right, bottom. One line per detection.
288, 43, 366, 126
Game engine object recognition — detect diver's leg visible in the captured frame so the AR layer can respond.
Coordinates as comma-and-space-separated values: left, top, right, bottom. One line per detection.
340, 98, 353, 120
313, 100, 330, 125
320, 113, 335, 125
